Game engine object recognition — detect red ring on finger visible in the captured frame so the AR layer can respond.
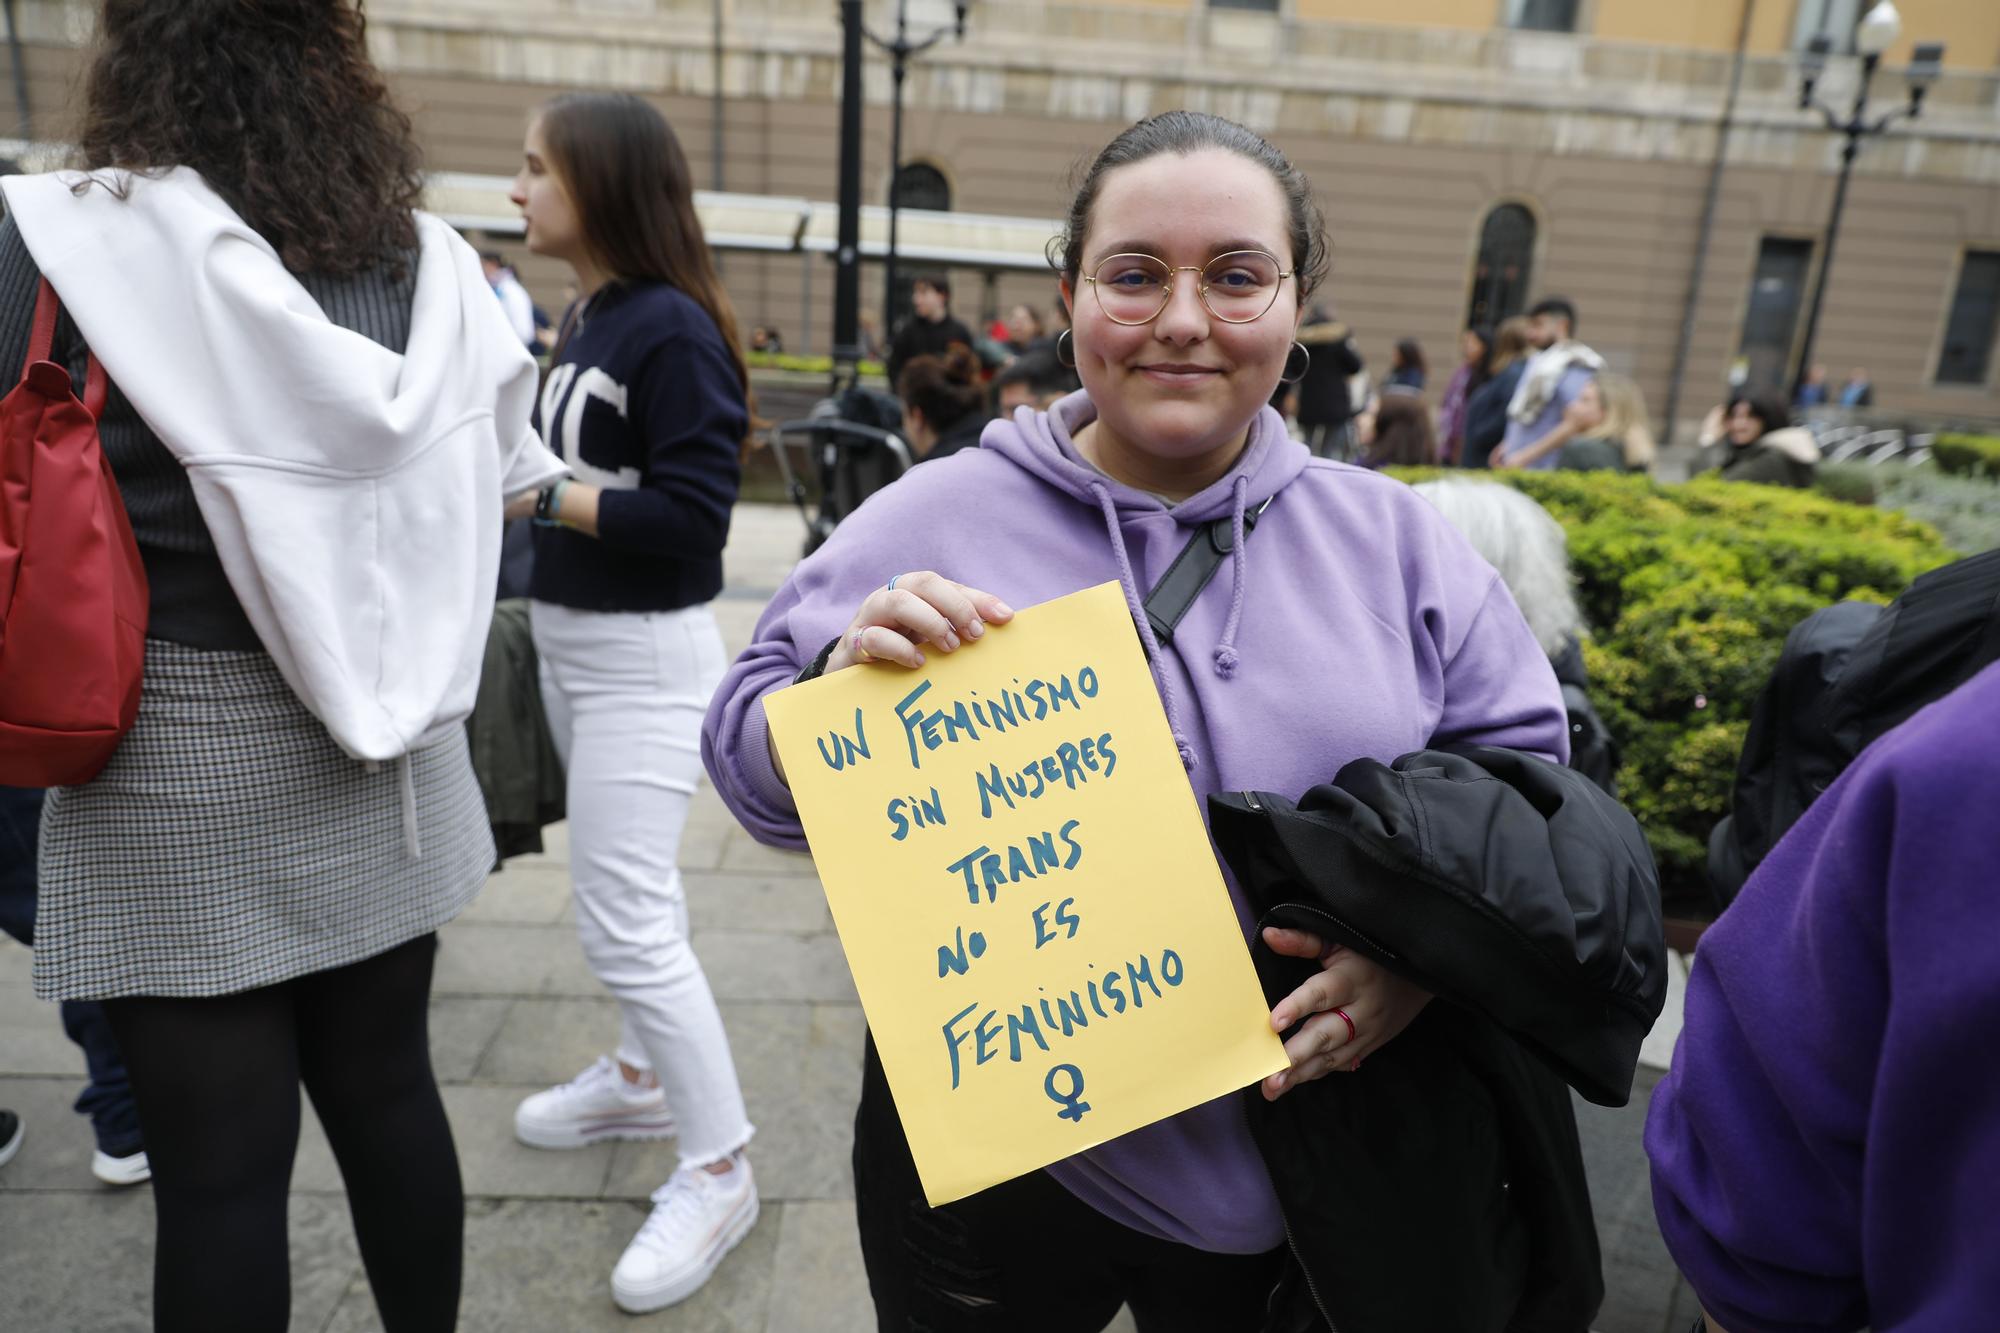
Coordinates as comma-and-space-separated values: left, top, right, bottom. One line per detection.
1332, 1007, 1357, 1044
852, 630, 873, 662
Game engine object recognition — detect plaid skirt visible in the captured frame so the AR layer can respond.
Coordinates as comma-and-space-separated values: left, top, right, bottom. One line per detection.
33, 640, 495, 1001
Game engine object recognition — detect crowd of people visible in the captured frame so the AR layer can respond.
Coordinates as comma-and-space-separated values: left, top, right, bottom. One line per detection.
1251, 301, 1873, 488
3, 5, 1993, 1333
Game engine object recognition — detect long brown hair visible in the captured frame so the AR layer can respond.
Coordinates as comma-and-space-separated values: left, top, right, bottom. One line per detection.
75, 0, 423, 275
536, 93, 750, 400
1488, 317, 1535, 374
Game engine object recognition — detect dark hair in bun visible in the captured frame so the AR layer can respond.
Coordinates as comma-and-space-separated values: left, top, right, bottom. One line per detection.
897, 344, 985, 433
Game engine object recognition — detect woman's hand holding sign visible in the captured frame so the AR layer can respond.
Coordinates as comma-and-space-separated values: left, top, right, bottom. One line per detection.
828, 571, 1015, 674
768, 573, 1016, 786
1260, 927, 1432, 1099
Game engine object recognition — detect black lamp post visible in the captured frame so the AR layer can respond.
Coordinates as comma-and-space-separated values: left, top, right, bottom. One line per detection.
864, 1, 969, 344
1790, 1, 1943, 400
832, 2, 867, 393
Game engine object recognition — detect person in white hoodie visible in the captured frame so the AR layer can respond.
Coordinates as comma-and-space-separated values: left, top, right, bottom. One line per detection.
1697, 393, 1821, 488
0, 4, 561, 1330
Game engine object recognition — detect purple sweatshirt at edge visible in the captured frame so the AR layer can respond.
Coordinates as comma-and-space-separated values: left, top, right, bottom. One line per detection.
701, 391, 1568, 1255
1645, 659, 2000, 1332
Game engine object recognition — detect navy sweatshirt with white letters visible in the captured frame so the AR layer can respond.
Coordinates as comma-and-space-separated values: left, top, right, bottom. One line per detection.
531, 279, 745, 612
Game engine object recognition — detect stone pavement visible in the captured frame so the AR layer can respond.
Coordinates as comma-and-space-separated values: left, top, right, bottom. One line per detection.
0, 503, 1694, 1332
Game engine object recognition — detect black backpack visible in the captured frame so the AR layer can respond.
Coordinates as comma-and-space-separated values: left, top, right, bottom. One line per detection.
1550, 637, 1620, 798
1708, 548, 2000, 909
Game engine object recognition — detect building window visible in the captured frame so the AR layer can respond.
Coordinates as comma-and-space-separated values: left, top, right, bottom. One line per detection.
887, 163, 951, 328
890, 161, 950, 213
1791, 0, 1861, 53
1937, 250, 2000, 386
1466, 204, 1537, 330
1738, 237, 1815, 397
1505, 0, 1581, 33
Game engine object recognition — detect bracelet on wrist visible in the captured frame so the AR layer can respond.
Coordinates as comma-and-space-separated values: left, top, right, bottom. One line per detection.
532, 480, 570, 528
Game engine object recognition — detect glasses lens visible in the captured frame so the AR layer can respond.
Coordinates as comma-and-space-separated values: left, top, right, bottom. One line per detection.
1091, 254, 1170, 324
1202, 251, 1282, 322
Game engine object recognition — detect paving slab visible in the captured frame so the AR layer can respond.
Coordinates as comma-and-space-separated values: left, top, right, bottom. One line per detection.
0, 1186, 362, 1332
718, 827, 818, 877
445, 1084, 619, 1200
0, 935, 30, 990
456, 862, 573, 926
603, 1003, 865, 1205
0, 1074, 111, 1191
1574, 1070, 1696, 1332
764, 1200, 875, 1332
688, 929, 857, 1006
682, 872, 832, 934
0, 993, 82, 1079
324, 1198, 781, 1333
432, 922, 574, 998
428, 995, 515, 1083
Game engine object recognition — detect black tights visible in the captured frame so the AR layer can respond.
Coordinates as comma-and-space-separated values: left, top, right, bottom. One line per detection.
104, 934, 462, 1333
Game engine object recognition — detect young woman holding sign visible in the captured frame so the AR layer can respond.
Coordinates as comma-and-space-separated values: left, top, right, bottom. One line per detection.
705, 114, 1596, 1330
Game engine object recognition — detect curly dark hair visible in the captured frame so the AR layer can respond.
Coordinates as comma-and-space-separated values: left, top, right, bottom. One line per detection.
75, 0, 424, 275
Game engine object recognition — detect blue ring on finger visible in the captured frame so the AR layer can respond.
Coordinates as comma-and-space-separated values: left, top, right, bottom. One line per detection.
887, 574, 901, 593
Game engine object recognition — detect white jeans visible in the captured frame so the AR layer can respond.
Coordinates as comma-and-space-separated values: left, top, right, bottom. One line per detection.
531, 600, 753, 1166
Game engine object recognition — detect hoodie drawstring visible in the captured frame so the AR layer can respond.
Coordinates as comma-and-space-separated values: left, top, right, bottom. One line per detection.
1089, 482, 1199, 772
364, 755, 425, 858
1213, 475, 1250, 680
397, 753, 422, 858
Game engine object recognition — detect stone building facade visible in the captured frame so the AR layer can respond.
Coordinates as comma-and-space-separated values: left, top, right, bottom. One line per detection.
5, 0, 1998, 430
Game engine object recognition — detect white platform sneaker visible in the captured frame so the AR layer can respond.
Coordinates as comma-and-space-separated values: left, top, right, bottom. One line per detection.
611, 1156, 759, 1314
91, 1148, 151, 1186
514, 1056, 677, 1149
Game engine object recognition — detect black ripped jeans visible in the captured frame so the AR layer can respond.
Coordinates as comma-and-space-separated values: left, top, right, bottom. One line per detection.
853, 1037, 1285, 1333
103, 934, 462, 1333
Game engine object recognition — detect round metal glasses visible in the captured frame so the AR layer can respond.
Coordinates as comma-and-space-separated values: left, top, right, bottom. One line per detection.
1080, 250, 1293, 326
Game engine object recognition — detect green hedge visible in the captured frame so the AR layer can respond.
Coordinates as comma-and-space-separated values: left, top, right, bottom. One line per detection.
747, 351, 887, 379
1392, 469, 1957, 904
1817, 463, 2000, 554
1933, 433, 2000, 479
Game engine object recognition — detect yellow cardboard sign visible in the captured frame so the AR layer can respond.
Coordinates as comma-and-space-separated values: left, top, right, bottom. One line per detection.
765, 581, 1287, 1205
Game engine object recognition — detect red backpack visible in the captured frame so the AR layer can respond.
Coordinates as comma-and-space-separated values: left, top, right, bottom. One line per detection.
0, 277, 148, 786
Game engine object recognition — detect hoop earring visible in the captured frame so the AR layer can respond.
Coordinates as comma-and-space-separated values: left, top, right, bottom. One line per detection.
1055, 329, 1077, 368
1281, 341, 1311, 385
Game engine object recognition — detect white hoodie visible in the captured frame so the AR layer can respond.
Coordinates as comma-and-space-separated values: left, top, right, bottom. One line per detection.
1, 168, 566, 764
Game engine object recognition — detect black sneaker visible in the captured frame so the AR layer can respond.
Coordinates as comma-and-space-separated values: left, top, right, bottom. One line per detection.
0, 1110, 22, 1170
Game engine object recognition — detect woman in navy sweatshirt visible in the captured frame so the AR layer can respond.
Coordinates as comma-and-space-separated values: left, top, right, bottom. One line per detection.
504, 92, 757, 1314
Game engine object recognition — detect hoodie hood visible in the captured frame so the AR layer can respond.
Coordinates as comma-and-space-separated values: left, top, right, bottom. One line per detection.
983, 391, 1310, 767
0, 167, 566, 766
1754, 426, 1821, 465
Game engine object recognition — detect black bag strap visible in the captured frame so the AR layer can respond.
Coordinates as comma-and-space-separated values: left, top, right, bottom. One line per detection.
1142, 494, 1274, 648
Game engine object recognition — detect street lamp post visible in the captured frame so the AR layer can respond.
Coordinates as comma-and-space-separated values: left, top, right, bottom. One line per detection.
1790, 1, 1943, 400
863, 2, 969, 347
832, 1, 868, 390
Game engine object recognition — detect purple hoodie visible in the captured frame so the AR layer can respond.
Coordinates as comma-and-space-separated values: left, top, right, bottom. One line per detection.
703, 392, 1567, 1254
1646, 659, 2000, 1332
